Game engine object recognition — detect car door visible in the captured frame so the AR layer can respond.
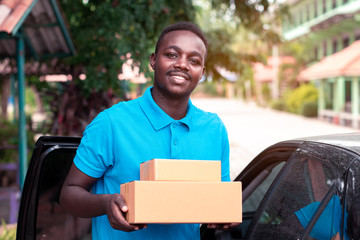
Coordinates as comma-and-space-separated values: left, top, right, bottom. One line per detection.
201, 141, 300, 240
244, 142, 359, 240
16, 136, 91, 240
201, 141, 360, 240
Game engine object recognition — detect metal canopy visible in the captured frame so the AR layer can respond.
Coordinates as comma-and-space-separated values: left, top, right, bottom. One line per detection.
0, 0, 76, 188
0, 0, 75, 60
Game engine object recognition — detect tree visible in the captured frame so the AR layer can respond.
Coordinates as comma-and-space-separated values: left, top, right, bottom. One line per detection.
209, 0, 287, 46
33, 0, 196, 136
33, 0, 287, 135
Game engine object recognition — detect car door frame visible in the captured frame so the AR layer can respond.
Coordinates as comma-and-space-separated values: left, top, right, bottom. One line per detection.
16, 136, 81, 240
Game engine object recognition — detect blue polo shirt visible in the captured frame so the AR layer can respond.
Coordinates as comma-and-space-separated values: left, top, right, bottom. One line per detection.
295, 195, 348, 240
74, 87, 230, 240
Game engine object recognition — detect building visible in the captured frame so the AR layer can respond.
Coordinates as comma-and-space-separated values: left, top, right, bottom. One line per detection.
282, 0, 360, 128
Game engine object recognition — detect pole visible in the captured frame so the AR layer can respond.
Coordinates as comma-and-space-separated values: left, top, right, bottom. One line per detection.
17, 35, 27, 189
10, 74, 16, 123
272, 45, 279, 100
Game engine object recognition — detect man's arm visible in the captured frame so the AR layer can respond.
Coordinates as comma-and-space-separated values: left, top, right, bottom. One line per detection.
59, 163, 146, 232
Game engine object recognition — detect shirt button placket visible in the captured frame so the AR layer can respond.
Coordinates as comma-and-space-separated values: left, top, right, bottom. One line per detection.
170, 122, 179, 158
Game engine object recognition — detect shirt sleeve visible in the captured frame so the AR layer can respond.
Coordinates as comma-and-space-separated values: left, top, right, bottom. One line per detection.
73, 110, 114, 178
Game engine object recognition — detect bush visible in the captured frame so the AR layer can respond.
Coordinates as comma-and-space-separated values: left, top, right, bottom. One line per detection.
271, 99, 287, 111
286, 84, 318, 115
0, 119, 35, 164
301, 101, 318, 117
261, 83, 271, 102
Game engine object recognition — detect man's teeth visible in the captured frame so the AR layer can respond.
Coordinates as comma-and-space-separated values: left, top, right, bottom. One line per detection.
173, 75, 185, 80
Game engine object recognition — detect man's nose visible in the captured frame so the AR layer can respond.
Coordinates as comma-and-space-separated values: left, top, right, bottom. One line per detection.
174, 56, 189, 71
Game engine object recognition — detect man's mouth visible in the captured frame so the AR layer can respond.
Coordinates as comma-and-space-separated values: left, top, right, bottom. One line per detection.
168, 71, 190, 84
172, 75, 186, 81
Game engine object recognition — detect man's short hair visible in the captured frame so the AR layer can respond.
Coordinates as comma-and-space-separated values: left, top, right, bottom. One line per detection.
155, 22, 208, 57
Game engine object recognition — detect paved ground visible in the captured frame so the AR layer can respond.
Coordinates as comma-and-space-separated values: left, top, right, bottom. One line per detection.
192, 98, 357, 180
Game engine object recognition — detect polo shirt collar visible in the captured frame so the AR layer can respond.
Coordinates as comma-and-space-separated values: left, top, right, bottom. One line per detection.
139, 87, 195, 131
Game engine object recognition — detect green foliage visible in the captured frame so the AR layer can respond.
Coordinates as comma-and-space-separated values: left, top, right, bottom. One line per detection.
60, 0, 196, 96
301, 101, 318, 117
0, 220, 16, 240
205, 28, 245, 80
261, 83, 271, 102
202, 81, 218, 96
271, 99, 287, 111
209, 0, 284, 46
0, 119, 35, 163
286, 84, 318, 115
25, 87, 37, 114
281, 40, 314, 66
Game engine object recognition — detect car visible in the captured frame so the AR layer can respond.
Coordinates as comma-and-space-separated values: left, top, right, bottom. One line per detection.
16, 133, 360, 240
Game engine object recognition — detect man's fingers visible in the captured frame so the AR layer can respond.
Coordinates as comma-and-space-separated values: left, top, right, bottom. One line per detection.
206, 223, 240, 230
114, 194, 128, 212
108, 194, 141, 232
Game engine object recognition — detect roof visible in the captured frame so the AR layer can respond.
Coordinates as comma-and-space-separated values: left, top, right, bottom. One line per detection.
0, 0, 76, 60
299, 40, 360, 80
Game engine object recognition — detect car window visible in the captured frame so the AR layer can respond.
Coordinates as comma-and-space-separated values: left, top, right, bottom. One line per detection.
242, 162, 285, 213
245, 142, 358, 240
202, 154, 289, 240
35, 148, 91, 240
344, 158, 360, 240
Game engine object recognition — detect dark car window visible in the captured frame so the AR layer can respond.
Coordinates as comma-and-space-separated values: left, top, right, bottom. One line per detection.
35, 148, 91, 239
201, 147, 291, 240
344, 158, 360, 240
245, 142, 358, 240
242, 162, 285, 213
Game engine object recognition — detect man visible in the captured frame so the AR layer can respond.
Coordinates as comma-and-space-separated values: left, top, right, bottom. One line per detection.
60, 21, 231, 239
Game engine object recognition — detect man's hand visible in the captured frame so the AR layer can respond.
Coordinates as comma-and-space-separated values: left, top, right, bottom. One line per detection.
106, 193, 147, 232
60, 164, 147, 232
206, 223, 240, 230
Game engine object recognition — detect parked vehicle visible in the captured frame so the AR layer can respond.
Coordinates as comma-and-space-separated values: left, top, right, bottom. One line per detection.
16, 133, 360, 240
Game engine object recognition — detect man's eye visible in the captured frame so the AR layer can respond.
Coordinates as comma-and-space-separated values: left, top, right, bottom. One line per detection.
166, 53, 177, 58
190, 59, 201, 65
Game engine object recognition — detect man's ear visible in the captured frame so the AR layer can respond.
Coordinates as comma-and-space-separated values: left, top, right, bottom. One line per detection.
150, 53, 156, 70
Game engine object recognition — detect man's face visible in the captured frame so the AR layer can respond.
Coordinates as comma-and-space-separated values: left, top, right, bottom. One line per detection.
150, 30, 206, 99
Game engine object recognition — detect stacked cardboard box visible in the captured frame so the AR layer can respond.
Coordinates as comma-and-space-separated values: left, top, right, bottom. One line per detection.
120, 159, 242, 224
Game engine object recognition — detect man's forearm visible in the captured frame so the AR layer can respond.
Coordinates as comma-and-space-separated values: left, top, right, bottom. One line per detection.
60, 185, 109, 218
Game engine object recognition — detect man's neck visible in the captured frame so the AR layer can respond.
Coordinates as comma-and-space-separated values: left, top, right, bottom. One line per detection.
151, 88, 189, 120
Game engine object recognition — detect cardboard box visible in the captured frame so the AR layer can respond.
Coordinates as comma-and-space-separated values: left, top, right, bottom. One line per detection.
140, 159, 221, 182
120, 181, 242, 224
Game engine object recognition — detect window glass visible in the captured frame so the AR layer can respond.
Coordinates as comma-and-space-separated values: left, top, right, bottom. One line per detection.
332, 0, 337, 9
36, 149, 91, 240
246, 142, 357, 240
242, 163, 285, 213
211, 159, 288, 240
343, 36, 350, 48
345, 159, 360, 240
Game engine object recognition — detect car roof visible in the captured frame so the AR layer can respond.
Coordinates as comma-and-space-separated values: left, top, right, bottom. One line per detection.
290, 132, 360, 155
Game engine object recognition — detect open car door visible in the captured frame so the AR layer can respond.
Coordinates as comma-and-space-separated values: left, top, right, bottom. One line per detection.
16, 136, 92, 240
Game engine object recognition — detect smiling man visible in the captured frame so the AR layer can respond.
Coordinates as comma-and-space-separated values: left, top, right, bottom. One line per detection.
60, 22, 231, 240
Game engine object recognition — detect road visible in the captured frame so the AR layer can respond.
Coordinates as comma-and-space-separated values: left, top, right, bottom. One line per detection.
192, 98, 356, 180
